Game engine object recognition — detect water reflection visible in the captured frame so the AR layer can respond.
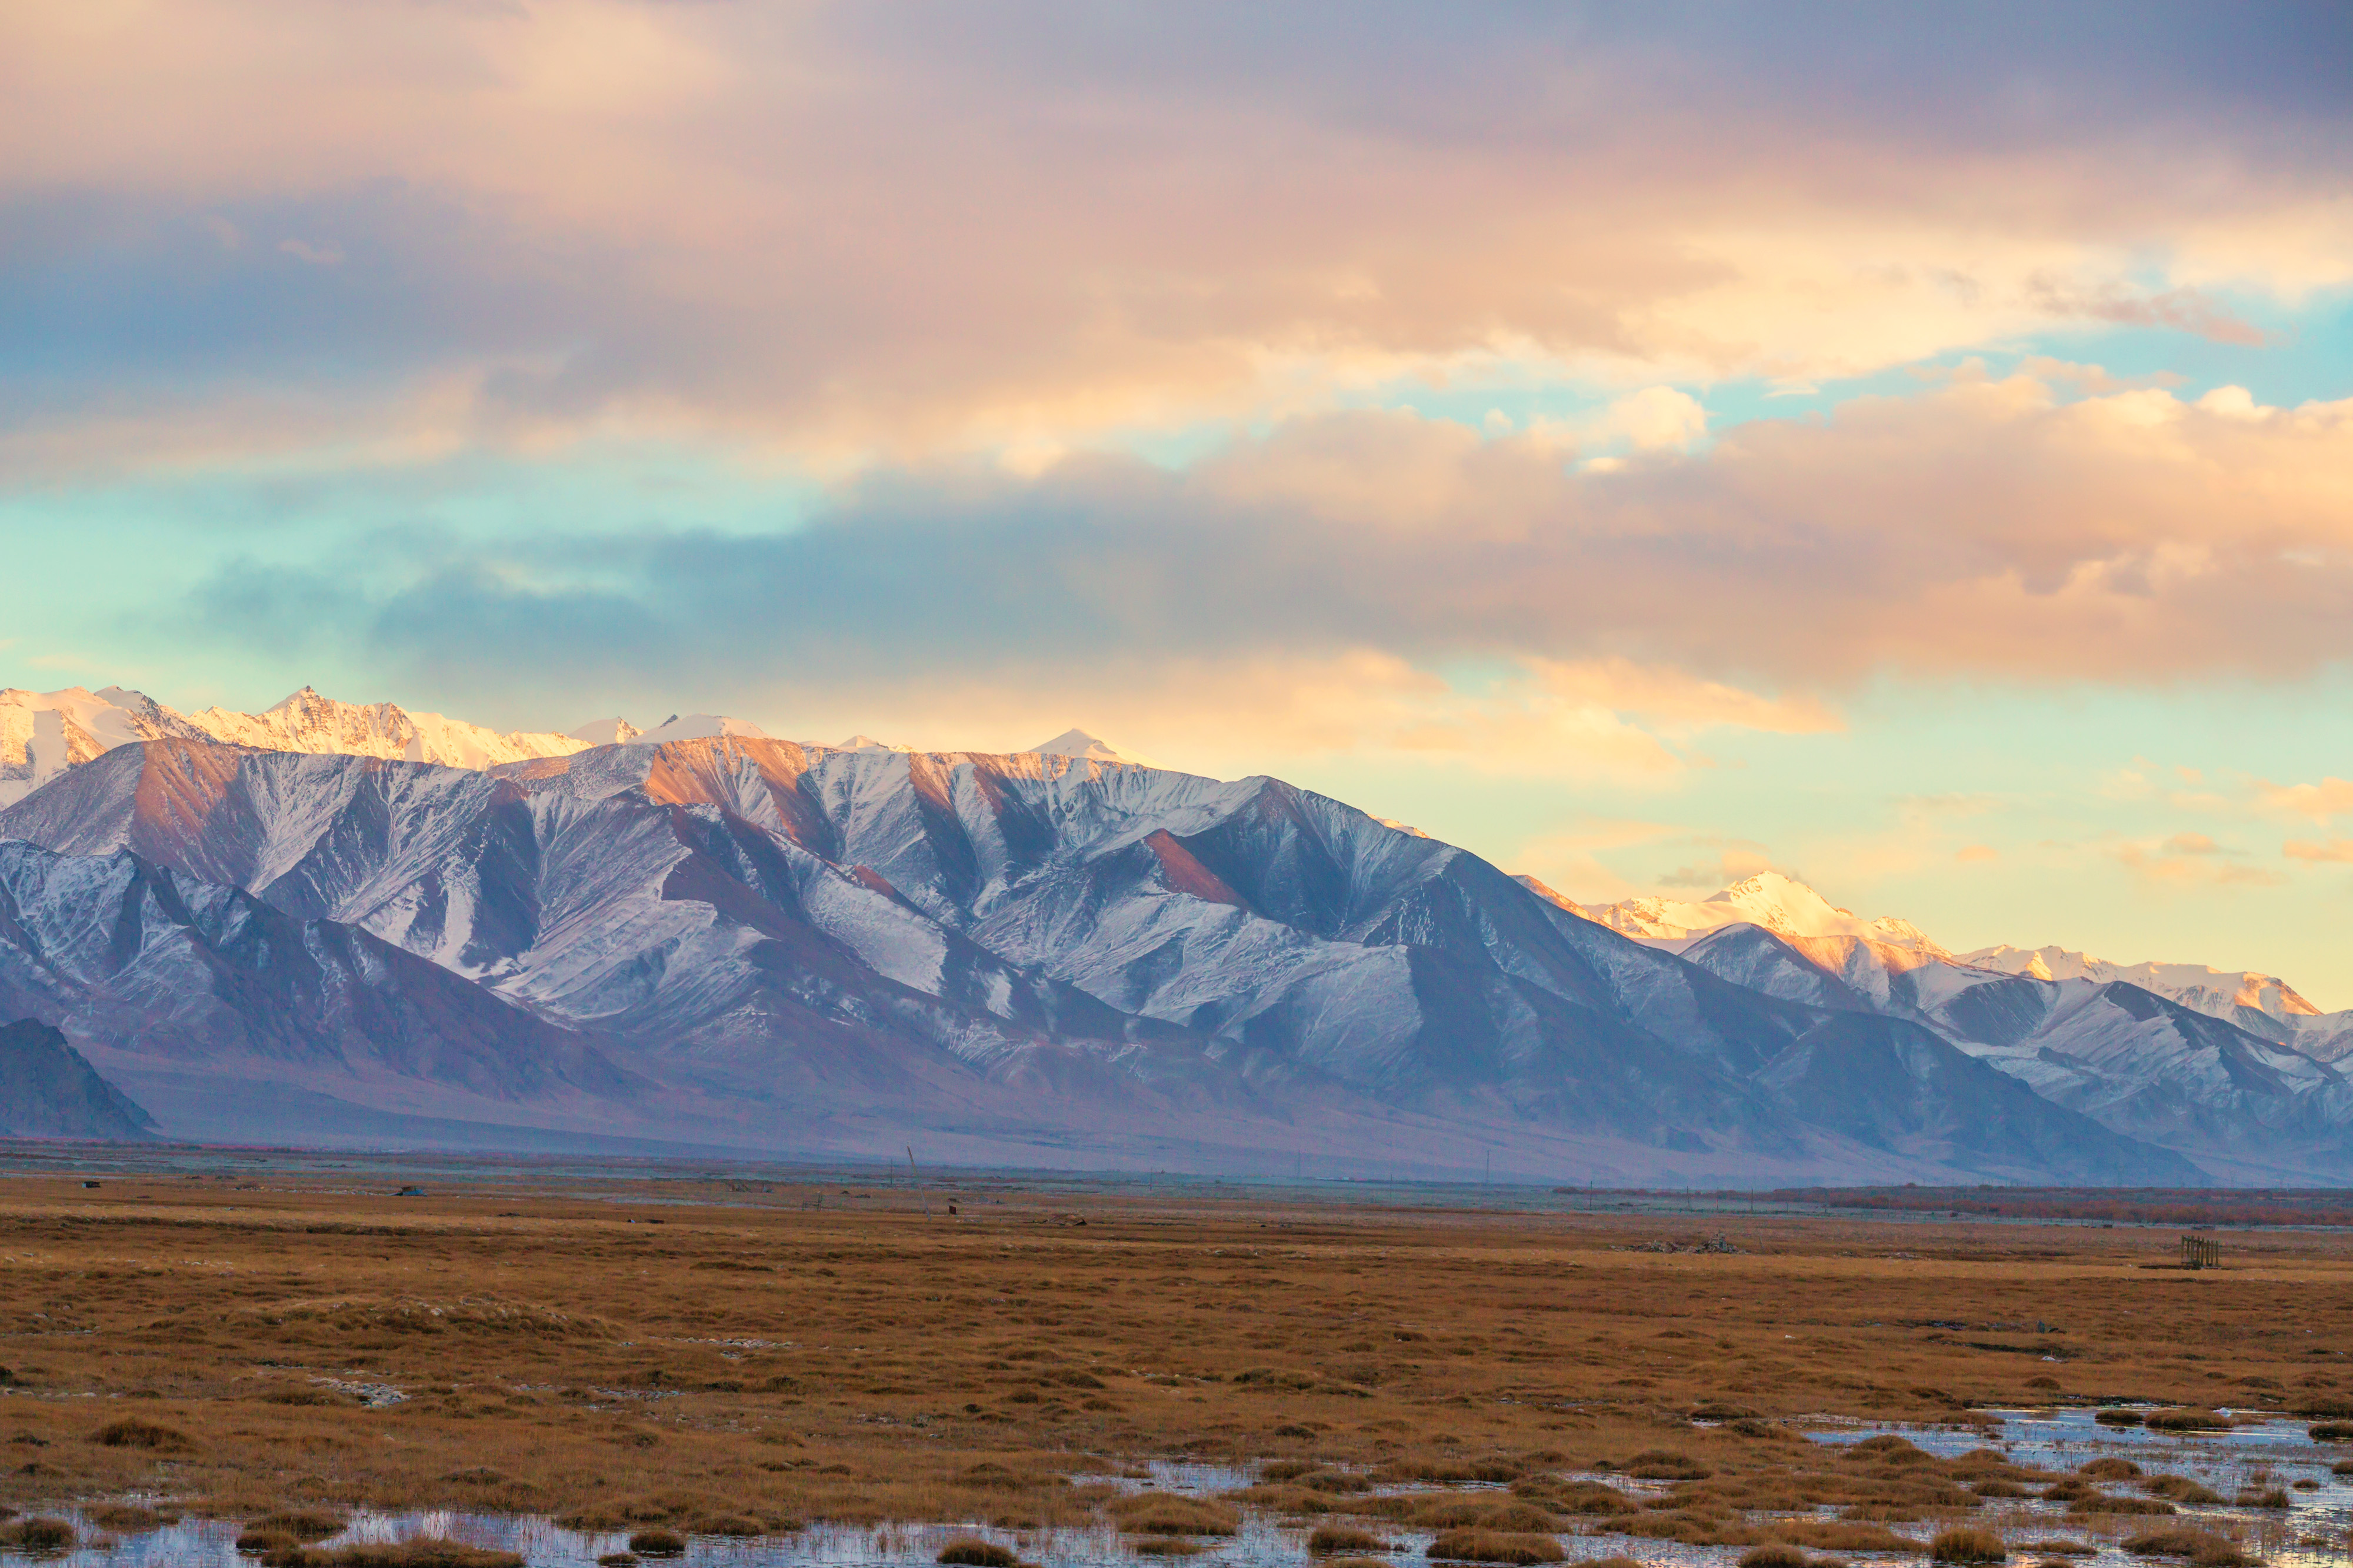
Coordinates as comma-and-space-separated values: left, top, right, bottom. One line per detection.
8, 1413, 2348, 1568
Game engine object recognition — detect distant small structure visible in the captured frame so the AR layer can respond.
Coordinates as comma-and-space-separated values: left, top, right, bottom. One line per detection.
394, 1185, 425, 1197
2181, 1234, 2220, 1269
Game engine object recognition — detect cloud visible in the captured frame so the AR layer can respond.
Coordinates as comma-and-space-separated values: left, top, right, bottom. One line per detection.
1509, 818, 1684, 903
1591, 388, 1709, 452
1657, 845, 1778, 889
2285, 838, 2353, 863
166, 371, 2353, 701
1955, 843, 2000, 863
4, 4, 2351, 472
2257, 776, 2353, 823
2112, 837, 2283, 888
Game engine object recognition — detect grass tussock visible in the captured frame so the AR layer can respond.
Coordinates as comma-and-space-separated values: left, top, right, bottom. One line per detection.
2122, 1530, 2255, 1567
1424, 1530, 1564, 1564
2141, 1410, 2228, 1433
85, 1504, 166, 1532
1130, 1541, 1208, 1558
936, 1540, 1019, 1567
1224, 1484, 1333, 1514
2142, 1477, 2219, 1504
1400, 1500, 1560, 1533
262, 1543, 524, 1568
1106, 1496, 1240, 1537
1740, 1547, 1811, 1568
1310, 1526, 1392, 1556
2069, 1496, 2175, 1517
2079, 1459, 2141, 1481
2095, 1410, 2146, 1427
1770, 1522, 1919, 1555
626, 1531, 686, 1557
91, 1417, 191, 1449
1931, 1529, 2005, 1563
2, 1517, 76, 1552
2307, 1423, 2353, 1442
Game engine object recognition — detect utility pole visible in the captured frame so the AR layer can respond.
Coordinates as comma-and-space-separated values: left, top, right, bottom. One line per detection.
906, 1146, 931, 1217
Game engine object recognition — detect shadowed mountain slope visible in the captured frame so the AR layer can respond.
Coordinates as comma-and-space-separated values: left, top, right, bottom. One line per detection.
0, 1017, 158, 1140
0, 737, 2196, 1182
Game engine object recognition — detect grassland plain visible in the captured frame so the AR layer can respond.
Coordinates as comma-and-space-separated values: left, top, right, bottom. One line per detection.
2, 1169, 2350, 1552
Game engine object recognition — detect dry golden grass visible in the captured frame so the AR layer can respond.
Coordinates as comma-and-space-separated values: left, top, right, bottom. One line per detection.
1423, 1528, 1564, 1563
2122, 1528, 2257, 1566
936, 1539, 1019, 1567
0, 1168, 2348, 1537
1929, 1526, 2007, 1563
1308, 1524, 1392, 1555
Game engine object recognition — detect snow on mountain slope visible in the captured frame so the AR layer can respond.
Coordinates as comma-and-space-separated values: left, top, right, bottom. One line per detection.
568, 718, 643, 746
0, 735, 2191, 1183
1577, 871, 1948, 957
1659, 902, 2353, 1180
626, 713, 771, 745
1574, 869, 2353, 1067
1025, 728, 1155, 766
1962, 943, 2353, 1063
188, 686, 591, 769
0, 838, 640, 1119
0, 686, 209, 806
1915, 969, 2353, 1182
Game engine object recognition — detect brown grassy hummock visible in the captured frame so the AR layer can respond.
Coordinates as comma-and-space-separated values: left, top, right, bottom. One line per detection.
1929, 1529, 2005, 1564
1425, 1530, 1564, 1564
1106, 1496, 1239, 1537
936, 1540, 1019, 1567
2122, 1530, 2254, 1567
1311, 1526, 1393, 1556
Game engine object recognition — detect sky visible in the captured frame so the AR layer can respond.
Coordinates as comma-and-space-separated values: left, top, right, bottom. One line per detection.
5, 2, 2353, 1000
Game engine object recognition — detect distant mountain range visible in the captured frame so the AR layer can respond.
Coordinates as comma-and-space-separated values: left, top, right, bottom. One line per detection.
0, 682, 2339, 1184
1549, 872, 2353, 1182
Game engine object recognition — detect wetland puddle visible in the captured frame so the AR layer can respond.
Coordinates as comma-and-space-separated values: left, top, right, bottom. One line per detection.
9, 1418, 2349, 1568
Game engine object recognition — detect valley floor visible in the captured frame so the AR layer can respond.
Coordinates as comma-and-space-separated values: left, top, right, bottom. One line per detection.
1, 1152, 2349, 1562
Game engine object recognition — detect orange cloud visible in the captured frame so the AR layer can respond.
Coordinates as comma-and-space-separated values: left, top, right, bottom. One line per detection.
5, 5, 2351, 473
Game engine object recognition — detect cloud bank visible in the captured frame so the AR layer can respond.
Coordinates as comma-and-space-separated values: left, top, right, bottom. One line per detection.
5, 2, 2350, 473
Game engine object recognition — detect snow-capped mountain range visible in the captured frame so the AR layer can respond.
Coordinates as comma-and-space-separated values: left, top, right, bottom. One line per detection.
0, 685, 1146, 806
0, 680, 2339, 1183
1568, 871, 2353, 1065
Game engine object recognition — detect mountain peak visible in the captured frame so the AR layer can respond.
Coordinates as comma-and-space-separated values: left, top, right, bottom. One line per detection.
1026, 727, 1149, 765
626, 713, 771, 746
568, 718, 642, 746
1579, 871, 1945, 956
1959, 942, 2323, 1021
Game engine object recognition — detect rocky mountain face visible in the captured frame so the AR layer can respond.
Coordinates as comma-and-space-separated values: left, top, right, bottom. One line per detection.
1576, 869, 2353, 1059
1959, 943, 2353, 1064
0, 732, 2191, 1183
1, 685, 589, 806
0, 1018, 158, 1140
1656, 900, 2353, 1183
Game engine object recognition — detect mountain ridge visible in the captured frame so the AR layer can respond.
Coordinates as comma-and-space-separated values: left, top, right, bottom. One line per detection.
0, 733, 2191, 1183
